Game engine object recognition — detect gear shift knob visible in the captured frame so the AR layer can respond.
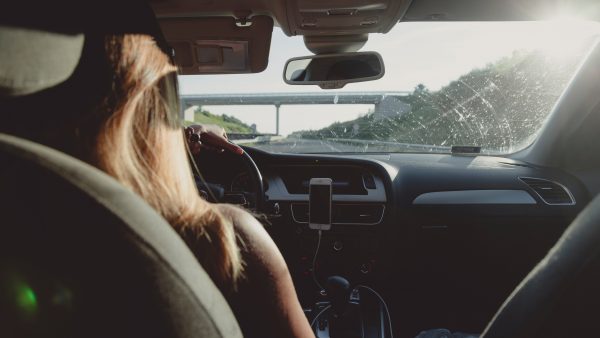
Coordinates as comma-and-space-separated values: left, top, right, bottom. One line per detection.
326, 276, 351, 317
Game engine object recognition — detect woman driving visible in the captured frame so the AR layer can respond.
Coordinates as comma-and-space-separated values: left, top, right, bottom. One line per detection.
87, 34, 314, 338
0, 19, 314, 338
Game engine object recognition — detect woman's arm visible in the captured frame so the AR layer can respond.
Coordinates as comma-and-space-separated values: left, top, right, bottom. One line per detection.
185, 124, 244, 155
217, 204, 315, 338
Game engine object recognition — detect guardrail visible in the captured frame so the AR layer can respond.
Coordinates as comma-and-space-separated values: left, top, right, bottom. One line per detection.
228, 135, 491, 154
231, 134, 285, 145
181, 91, 410, 106
324, 138, 452, 153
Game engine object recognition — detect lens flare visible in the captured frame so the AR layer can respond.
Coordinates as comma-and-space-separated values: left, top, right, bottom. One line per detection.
15, 283, 38, 314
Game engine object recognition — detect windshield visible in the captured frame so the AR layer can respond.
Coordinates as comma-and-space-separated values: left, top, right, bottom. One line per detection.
178, 21, 599, 154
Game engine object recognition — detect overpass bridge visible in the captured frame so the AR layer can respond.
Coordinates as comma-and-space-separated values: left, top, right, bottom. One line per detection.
180, 91, 411, 135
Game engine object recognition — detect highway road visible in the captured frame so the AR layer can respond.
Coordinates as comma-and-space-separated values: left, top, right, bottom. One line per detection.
249, 137, 362, 153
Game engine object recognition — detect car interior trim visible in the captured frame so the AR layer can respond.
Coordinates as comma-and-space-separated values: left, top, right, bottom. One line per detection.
519, 176, 577, 206
265, 174, 387, 202
412, 189, 537, 205
290, 203, 386, 225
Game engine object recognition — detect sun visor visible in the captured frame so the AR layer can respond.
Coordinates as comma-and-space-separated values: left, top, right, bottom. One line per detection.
159, 16, 273, 74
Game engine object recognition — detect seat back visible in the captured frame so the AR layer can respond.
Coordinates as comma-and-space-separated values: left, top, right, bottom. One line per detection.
0, 133, 242, 338
482, 194, 600, 338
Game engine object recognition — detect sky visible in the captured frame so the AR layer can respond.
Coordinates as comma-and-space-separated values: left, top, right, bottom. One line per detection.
178, 21, 599, 136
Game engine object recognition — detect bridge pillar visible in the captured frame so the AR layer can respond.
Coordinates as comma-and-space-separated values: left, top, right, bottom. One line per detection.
184, 105, 198, 122
275, 103, 281, 135
179, 99, 187, 120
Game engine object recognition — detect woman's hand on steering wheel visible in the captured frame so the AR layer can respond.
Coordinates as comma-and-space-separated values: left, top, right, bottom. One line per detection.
185, 124, 244, 156
186, 124, 263, 211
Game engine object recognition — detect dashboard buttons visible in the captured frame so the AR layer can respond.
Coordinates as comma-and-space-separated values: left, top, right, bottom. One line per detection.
350, 288, 361, 302
333, 240, 344, 252
199, 190, 209, 201
360, 263, 371, 274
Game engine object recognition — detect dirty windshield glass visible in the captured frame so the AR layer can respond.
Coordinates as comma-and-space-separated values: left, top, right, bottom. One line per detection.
178, 21, 599, 154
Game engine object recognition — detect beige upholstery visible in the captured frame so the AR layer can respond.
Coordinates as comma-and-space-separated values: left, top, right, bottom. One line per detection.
0, 133, 243, 338
0, 26, 84, 96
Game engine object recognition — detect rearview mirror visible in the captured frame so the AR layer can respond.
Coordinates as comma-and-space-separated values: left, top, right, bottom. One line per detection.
283, 52, 385, 89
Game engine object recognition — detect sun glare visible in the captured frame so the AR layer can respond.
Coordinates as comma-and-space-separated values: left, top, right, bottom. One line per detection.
545, 13, 585, 22
538, 1, 593, 22
540, 19, 598, 61
479, 18, 598, 63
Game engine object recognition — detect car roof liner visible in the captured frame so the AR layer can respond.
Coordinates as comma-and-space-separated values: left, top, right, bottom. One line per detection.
0, 0, 169, 52
0, 0, 171, 97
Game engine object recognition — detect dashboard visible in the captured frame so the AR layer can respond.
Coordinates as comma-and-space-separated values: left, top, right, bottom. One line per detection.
196, 148, 590, 337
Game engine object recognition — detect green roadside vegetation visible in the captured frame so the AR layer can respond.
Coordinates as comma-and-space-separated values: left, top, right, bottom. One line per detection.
293, 46, 589, 152
184, 109, 254, 133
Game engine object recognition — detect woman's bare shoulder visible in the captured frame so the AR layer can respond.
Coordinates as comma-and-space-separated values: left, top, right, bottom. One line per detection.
216, 204, 288, 275
216, 203, 262, 229
215, 204, 265, 240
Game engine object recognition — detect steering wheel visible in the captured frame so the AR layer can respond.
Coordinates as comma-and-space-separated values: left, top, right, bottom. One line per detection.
240, 150, 265, 212
192, 148, 266, 212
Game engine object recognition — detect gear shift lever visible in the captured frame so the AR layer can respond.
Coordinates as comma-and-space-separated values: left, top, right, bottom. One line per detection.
326, 276, 351, 317
314, 276, 388, 338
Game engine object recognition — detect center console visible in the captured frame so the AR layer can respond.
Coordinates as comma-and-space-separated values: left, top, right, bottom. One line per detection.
262, 164, 393, 336
264, 165, 390, 301
307, 276, 392, 338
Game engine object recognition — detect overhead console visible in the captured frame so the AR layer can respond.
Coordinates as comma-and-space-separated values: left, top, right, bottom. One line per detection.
152, 0, 413, 55
281, 0, 411, 36
278, 0, 412, 53
152, 0, 411, 37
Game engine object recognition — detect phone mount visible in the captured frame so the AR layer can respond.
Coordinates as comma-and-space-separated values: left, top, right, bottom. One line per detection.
308, 177, 333, 231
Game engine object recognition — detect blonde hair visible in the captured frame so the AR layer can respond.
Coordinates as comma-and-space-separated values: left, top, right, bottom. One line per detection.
90, 35, 242, 287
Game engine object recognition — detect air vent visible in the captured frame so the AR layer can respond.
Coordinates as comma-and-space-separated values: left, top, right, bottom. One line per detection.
279, 166, 368, 195
519, 177, 575, 205
291, 203, 385, 225
362, 174, 376, 189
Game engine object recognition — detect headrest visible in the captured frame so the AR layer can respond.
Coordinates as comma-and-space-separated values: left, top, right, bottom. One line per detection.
0, 0, 170, 97
0, 26, 84, 97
